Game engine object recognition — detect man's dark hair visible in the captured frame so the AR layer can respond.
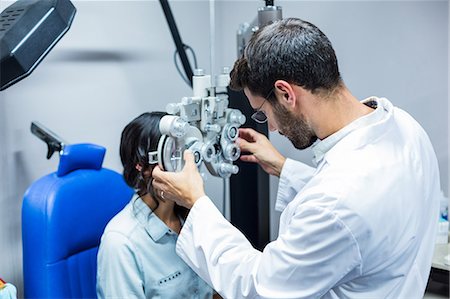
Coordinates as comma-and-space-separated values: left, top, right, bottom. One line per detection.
230, 18, 342, 102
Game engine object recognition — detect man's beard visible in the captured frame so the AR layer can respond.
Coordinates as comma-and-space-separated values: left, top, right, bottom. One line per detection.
272, 101, 317, 150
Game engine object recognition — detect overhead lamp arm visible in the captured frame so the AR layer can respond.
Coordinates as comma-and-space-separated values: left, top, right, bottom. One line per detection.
159, 0, 194, 87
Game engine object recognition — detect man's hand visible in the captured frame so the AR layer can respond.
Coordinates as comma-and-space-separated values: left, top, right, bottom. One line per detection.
238, 128, 286, 177
152, 150, 206, 209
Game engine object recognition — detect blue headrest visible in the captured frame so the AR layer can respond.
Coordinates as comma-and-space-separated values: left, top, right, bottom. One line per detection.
57, 143, 106, 177
22, 143, 134, 298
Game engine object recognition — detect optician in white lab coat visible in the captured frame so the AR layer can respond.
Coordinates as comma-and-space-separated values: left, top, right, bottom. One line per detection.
152, 18, 441, 299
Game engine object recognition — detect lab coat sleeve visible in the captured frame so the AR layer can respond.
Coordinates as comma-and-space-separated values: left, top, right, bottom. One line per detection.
276, 158, 315, 212
97, 232, 145, 299
176, 196, 362, 299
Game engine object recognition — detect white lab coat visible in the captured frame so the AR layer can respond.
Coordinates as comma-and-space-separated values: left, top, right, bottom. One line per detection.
176, 97, 441, 299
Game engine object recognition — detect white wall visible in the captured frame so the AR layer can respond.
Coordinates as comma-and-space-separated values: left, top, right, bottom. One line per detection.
0, 0, 448, 295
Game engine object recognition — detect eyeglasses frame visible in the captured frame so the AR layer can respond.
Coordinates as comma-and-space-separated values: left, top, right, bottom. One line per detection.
251, 88, 274, 124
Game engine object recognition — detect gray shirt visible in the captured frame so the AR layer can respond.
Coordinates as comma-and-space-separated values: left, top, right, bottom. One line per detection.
97, 195, 213, 299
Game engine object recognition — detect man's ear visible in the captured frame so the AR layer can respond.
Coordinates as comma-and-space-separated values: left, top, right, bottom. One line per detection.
274, 80, 296, 109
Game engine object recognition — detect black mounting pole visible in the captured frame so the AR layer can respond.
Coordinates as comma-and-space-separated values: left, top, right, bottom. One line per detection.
228, 89, 270, 250
159, 0, 194, 87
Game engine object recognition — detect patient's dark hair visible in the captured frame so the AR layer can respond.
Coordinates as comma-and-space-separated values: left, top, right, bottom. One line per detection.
120, 112, 164, 191
120, 112, 188, 218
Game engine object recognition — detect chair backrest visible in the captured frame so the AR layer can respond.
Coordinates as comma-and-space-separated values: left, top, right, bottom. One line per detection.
22, 143, 134, 298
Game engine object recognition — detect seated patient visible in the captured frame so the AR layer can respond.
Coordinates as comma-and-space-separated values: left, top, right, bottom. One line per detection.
97, 112, 214, 298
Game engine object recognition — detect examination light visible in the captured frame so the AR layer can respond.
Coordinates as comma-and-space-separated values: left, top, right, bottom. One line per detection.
0, 0, 76, 91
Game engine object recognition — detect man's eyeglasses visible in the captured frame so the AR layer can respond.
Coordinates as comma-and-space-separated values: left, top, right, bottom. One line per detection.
251, 88, 274, 124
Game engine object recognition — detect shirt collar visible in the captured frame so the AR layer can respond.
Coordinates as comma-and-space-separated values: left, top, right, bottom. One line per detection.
133, 195, 171, 242
312, 96, 389, 165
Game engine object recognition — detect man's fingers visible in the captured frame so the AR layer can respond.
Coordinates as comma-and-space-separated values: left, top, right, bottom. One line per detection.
152, 166, 175, 192
183, 150, 197, 170
240, 154, 258, 164
152, 178, 163, 192
237, 137, 256, 154
152, 165, 166, 180
238, 128, 259, 142
183, 149, 194, 162
151, 166, 167, 190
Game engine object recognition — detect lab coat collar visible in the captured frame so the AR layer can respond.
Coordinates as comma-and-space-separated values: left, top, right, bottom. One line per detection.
133, 195, 172, 242
312, 97, 392, 165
